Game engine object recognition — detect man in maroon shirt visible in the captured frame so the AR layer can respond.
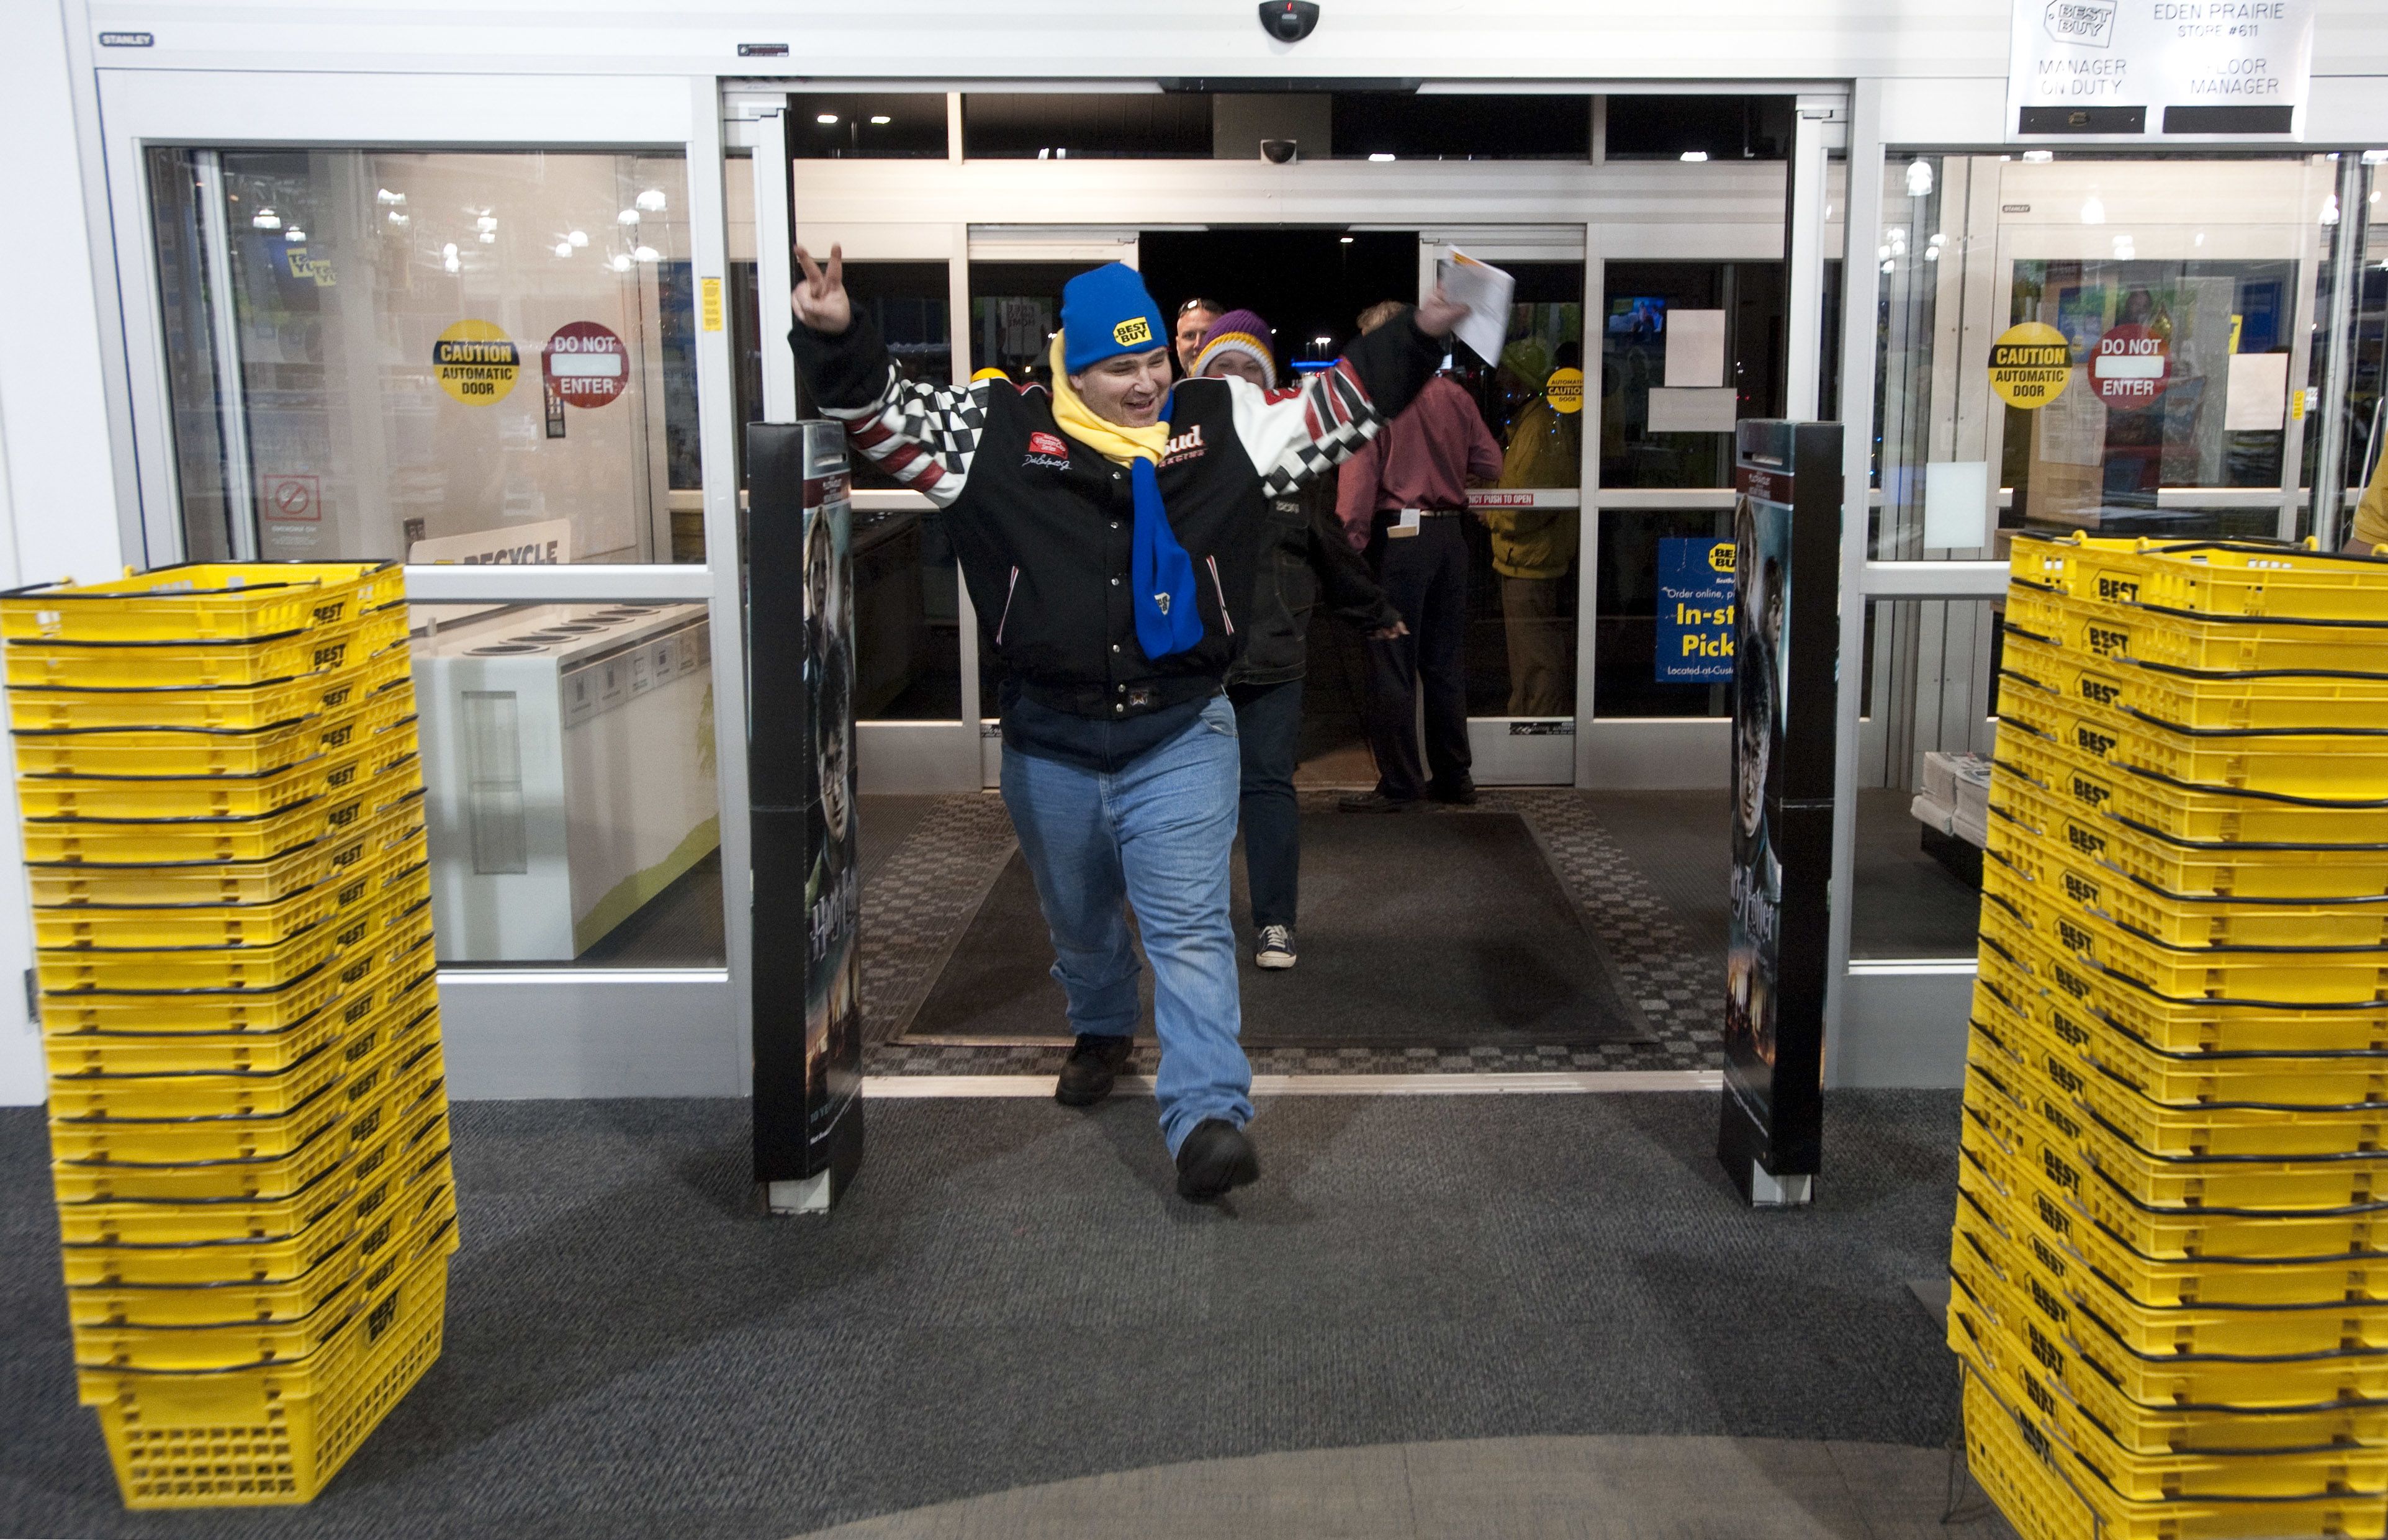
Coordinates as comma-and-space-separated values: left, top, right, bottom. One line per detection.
1335, 300, 1504, 811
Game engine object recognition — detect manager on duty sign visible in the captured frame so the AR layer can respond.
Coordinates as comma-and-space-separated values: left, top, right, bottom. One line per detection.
2009, 0, 2313, 137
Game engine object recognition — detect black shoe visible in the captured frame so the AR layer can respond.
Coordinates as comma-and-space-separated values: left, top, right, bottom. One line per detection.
1175, 1119, 1260, 1202
1337, 791, 1422, 814
1430, 780, 1478, 807
1055, 1034, 1133, 1107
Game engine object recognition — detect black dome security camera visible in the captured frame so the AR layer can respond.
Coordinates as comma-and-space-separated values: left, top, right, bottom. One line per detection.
1259, 138, 1300, 164
1259, 1, 1319, 43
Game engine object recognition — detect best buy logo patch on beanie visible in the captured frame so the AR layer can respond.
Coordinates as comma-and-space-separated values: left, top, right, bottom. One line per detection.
1060, 262, 1169, 375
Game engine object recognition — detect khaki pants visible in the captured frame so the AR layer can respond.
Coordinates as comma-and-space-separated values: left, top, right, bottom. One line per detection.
1500, 575, 1572, 716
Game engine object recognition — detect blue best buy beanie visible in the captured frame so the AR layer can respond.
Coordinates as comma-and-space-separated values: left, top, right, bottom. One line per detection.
1060, 263, 1169, 375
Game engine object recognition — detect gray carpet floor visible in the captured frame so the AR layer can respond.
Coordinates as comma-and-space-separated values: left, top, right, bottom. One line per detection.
904, 812, 1646, 1047
2, 1090, 1965, 1540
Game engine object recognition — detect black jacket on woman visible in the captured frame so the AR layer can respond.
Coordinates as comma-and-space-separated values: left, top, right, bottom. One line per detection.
1227, 482, 1402, 688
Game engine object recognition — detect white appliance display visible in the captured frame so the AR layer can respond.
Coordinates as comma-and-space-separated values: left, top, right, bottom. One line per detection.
412, 603, 717, 961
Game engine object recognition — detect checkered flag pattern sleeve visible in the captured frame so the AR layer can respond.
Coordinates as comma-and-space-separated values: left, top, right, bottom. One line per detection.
820, 367, 989, 510
1225, 359, 1390, 497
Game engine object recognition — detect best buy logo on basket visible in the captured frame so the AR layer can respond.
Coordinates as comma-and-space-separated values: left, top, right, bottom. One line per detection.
434, 319, 520, 405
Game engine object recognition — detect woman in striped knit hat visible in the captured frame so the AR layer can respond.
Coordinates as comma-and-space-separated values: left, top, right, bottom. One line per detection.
1196, 309, 1408, 974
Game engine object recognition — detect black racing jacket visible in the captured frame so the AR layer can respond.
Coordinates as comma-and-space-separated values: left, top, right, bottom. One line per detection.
1227, 482, 1402, 688
789, 312, 1444, 723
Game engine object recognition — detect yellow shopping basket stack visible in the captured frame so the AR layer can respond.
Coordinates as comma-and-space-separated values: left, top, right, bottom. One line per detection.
1952, 531, 2388, 1540
6, 562, 457, 1510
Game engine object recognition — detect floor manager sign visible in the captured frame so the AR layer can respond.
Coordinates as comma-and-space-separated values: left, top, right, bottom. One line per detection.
2009, 0, 2313, 137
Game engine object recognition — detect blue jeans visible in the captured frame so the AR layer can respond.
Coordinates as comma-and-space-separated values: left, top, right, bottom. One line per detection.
1229, 677, 1304, 930
1000, 694, 1253, 1153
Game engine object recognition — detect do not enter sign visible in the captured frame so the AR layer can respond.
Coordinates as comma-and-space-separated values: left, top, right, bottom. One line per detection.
2091, 323, 2169, 409
544, 322, 628, 409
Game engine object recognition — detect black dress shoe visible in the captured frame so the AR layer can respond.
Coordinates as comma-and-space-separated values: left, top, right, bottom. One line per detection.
1337, 791, 1421, 814
1430, 780, 1478, 806
1174, 1119, 1260, 1201
1055, 1034, 1133, 1106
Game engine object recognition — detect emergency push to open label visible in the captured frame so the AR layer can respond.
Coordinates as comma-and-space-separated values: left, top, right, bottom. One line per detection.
1988, 322, 2071, 410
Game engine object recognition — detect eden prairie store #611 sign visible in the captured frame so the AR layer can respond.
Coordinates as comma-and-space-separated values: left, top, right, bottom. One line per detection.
2010, 0, 2314, 137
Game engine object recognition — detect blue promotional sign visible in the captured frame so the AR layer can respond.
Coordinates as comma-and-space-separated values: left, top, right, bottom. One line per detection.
1655, 536, 1736, 682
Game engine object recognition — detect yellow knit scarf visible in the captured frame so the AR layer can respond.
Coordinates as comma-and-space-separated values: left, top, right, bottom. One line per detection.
1047, 333, 1171, 467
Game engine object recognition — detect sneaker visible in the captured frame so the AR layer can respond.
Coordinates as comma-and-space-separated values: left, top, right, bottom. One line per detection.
1430, 780, 1479, 807
1337, 791, 1421, 813
1255, 925, 1297, 970
1054, 1033, 1133, 1107
1174, 1118, 1260, 1202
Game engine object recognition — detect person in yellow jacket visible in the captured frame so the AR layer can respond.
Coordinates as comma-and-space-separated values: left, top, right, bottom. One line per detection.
1483, 343, 1582, 716
2349, 437, 2388, 554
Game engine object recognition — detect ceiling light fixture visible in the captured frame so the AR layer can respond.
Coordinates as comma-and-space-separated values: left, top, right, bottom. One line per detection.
618, 209, 641, 225
1367, 153, 1395, 163
1680, 151, 1709, 163
251, 207, 282, 230
818, 113, 839, 125
555, 241, 574, 258
636, 189, 667, 212
870, 115, 892, 125
567, 229, 588, 247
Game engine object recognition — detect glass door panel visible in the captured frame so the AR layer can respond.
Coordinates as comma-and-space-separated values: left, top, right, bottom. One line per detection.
146, 148, 703, 567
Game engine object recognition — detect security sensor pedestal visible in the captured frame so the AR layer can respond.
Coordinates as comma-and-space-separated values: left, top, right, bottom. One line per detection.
747, 422, 867, 1215
1716, 420, 1842, 1212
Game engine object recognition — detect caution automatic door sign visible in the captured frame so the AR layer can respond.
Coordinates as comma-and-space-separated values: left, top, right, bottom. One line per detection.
434, 319, 521, 405
1988, 321, 2071, 410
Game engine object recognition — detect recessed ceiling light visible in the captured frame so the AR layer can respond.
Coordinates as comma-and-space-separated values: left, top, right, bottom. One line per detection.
870, 115, 892, 125
1339, 235, 1353, 244
251, 207, 282, 230
633, 245, 660, 263
555, 241, 574, 258
636, 189, 667, 212
567, 230, 588, 247
817, 113, 839, 125
611, 253, 632, 272
618, 209, 641, 225
1680, 151, 1709, 163
1367, 153, 1395, 163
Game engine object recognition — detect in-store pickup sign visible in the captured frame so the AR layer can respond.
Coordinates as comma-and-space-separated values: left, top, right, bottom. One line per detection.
1655, 537, 1736, 683
2008, 0, 2314, 138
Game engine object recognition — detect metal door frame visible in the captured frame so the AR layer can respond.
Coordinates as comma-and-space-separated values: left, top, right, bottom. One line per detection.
94, 68, 750, 1099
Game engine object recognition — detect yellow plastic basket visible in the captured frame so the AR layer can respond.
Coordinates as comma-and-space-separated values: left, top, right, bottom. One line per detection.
2014, 530, 2388, 624
20, 759, 419, 867
1996, 1316, 2388, 1503
1985, 880, 2388, 1010
53, 1160, 357, 1249
1958, 1335, 2104, 1540
79, 1232, 449, 1509
2003, 630, 2388, 734
1996, 716, 2388, 846
2007, 582, 2388, 676
14, 684, 416, 782
48, 1095, 352, 1205
5, 602, 409, 692
1983, 1152, 2388, 1312
45, 1074, 348, 1178
32, 841, 423, 955
26, 793, 424, 912
1988, 773, 2388, 904
1987, 837, 2388, 950
44, 1033, 352, 1126
2002, 670, 2388, 801
7, 642, 411, 734
1, 562, 401, 645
